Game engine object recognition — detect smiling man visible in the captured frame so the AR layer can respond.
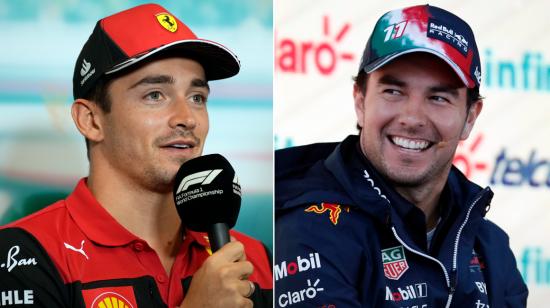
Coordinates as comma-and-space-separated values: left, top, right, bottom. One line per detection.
275, 5, 527, 307
0, 4, 271, 308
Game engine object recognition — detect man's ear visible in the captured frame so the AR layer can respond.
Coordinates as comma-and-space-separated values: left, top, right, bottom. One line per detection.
460, 100, 483, 140
71, 99, 105, 143
353, 84, 365, 129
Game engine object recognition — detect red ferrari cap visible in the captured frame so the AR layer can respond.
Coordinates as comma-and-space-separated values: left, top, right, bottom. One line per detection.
73, 3, 240, 99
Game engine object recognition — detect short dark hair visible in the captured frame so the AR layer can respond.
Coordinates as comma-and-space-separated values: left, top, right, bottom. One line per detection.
81, 77, 113, 159
83, 77, 113, 113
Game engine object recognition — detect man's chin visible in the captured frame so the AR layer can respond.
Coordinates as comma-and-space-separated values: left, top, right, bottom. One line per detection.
382, 165, 431, 187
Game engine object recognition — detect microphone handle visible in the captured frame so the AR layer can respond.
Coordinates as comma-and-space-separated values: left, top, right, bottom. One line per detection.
208, 223, 230, 253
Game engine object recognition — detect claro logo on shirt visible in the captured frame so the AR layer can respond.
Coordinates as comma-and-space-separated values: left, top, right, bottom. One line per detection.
278, 278, 324, 307
82, 286, 137, 308
275, 252, 321, 281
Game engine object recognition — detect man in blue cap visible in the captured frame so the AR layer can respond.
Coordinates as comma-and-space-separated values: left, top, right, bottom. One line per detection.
276, 5, 527, 307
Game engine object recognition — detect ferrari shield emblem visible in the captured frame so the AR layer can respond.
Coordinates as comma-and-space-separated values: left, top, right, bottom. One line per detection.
382, 246, 409, 280
156, 13, 177, 32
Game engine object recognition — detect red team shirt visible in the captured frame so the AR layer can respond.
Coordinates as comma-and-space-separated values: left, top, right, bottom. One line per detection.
0, 179, 273, 307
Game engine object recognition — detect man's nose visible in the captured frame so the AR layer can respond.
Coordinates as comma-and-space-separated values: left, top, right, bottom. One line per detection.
169, 97, 197, 130
397, 94, 427, 128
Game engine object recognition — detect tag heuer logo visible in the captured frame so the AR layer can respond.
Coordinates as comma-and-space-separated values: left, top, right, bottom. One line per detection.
156, 13, 177, 32
381, 246, 409, 280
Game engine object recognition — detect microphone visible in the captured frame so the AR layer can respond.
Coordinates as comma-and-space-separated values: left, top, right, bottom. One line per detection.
172, 154, 242, 252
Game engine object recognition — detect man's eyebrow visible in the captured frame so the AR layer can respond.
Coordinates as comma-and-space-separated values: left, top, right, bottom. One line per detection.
191, 78, 210, 93
378, 73, 461, 97
377, 74, 406, 87
129, 75, 175, 89
428, 85, 460, 98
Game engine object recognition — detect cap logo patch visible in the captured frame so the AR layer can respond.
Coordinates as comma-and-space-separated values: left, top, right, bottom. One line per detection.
80, 59, 91, 76
427, 18, 469, 56
156, 13, 177, 32
383, 21, 408, 42
474, 66, 481, 84
80, 59, 95, 86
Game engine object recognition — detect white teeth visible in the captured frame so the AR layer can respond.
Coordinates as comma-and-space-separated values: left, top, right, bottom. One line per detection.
391, 137, 429, 150
171, 144, 190, 149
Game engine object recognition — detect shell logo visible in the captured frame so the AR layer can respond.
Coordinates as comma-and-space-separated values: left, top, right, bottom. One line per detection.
91, 292, 134, 308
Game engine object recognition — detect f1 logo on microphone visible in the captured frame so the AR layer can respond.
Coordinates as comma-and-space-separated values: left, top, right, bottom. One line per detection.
176, 169, 222, 193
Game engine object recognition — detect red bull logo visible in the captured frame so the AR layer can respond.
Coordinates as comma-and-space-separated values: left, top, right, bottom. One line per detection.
382, 246, 409, 280
304, 203, 349, 225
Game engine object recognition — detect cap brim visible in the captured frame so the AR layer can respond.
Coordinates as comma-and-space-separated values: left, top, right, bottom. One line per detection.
363, 48, 471, 88
106, 39, 240, 81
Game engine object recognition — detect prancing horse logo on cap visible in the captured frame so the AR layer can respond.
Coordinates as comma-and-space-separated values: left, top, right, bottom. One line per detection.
156, 13, 177, 32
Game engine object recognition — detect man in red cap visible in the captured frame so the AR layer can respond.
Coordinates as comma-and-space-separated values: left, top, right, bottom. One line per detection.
0, 4, 272, 307
276, 4, 527, 307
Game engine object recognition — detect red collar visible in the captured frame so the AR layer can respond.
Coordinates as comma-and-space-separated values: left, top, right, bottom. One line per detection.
66, 178, 211, 249
66, 178, 138, 246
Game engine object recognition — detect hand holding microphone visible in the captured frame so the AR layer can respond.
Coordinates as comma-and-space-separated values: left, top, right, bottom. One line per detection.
173, 154, 255, 308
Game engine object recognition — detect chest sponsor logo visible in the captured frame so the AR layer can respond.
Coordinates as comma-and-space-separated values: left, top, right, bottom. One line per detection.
0, 290, 34, 306
469, 249, 486, 273
275, 252, 321, 281
382, 246, 409, 280
64, 240, 89, 260
0, 246, 37, 273
82, 286, 137, 308
278, 278, 324, 307
385, 283, 427, 302
475, 281, 488, 294
304, 203, 349, 225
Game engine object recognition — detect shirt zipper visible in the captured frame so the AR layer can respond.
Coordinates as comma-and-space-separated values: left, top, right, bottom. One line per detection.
390, 188, 488, 308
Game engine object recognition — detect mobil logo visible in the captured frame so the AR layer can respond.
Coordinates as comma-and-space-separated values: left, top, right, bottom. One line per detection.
275, 252, 322, 281
276, 15, 355, 75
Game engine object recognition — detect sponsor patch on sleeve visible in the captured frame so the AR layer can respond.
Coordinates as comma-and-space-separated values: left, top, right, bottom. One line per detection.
304, 203, 349, 225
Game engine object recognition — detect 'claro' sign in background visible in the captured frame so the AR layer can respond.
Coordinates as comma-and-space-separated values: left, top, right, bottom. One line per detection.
275, 0, 550, 305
